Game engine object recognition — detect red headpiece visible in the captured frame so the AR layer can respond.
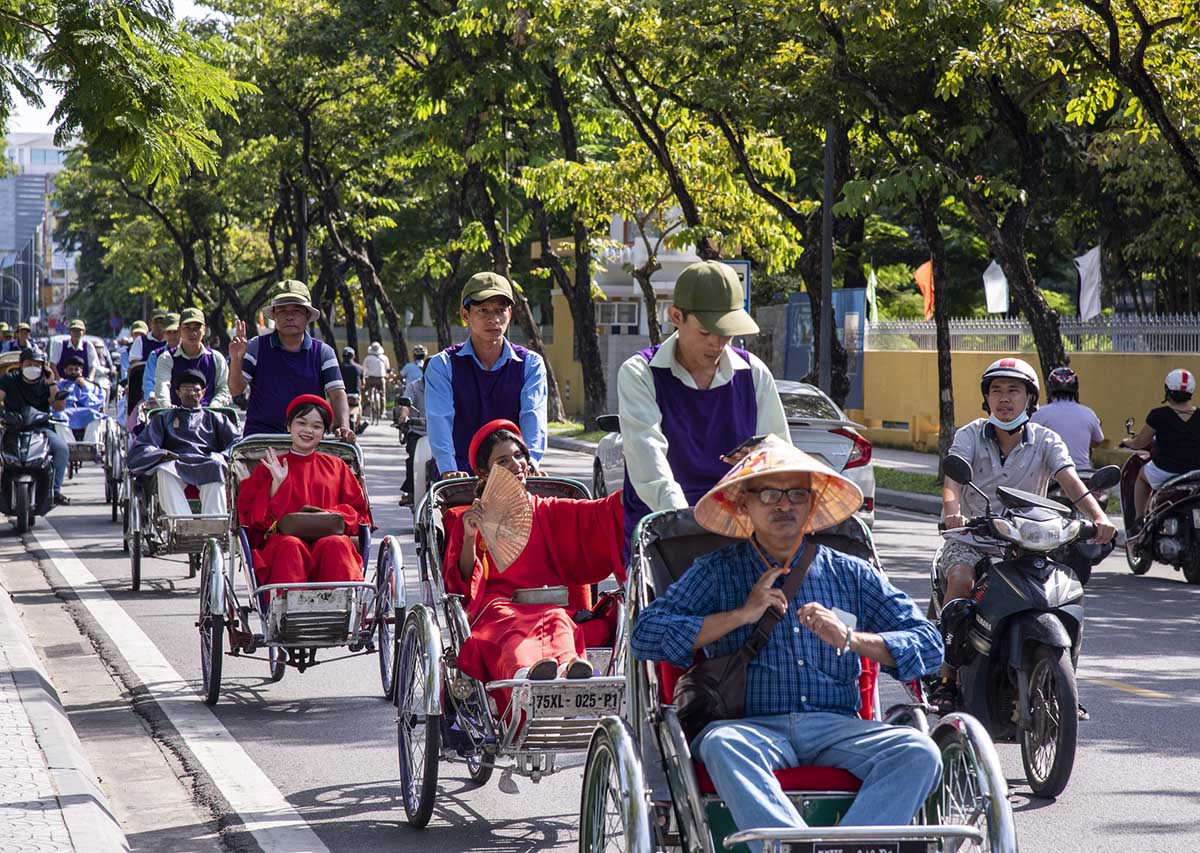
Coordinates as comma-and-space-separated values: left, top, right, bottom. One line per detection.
468, 419, 522, 472
285, 394, 333, 425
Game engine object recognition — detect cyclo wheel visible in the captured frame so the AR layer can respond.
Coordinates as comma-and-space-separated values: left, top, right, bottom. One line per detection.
579, 720, 652, 853
931, 715, 1016, 852
268, 646, 286, 682
1020, 645, 1078, 799
198, 550, 224, 706
376, 548, 399, 701
130, 497, 143, 591
396, 610, 440, 827
110, 481, 119, 522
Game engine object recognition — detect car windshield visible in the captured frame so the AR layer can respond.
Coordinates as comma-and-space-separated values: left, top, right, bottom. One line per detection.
780, 391, 839, 421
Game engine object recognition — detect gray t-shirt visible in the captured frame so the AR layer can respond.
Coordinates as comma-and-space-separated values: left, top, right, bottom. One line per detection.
947, 418, 1075, 519
1030, 400, 1103, 472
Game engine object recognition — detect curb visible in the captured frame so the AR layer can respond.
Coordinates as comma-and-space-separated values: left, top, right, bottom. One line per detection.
0, 578, 130, 853
548, 434, 599, 455
875, 487, 942, 516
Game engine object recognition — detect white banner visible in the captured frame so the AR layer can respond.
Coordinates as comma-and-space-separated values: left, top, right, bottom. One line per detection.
1073, 245, 1102, 321
982, 259, 1009, 314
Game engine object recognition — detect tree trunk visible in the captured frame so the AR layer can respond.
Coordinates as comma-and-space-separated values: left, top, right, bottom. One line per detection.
362, 292, 382, 344
919, 196, 956, 475
338, 280, 359, 353
427, 275, 456, 351
633, 259, 663, 346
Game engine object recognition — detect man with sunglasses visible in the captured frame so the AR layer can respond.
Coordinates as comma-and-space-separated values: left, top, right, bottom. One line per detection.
424, 272, 547, 479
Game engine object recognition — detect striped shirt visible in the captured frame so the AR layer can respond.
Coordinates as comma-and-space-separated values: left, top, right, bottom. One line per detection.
631, 540, 943, 718
240, 332, 344, 392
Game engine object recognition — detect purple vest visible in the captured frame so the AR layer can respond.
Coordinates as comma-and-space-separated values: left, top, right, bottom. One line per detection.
168, 346, 217, 406
244, 334, 327, 435
56, 339, 91, 377
140, 336, 168, 360
448, 341, 528, 472
623, 345, 759, 543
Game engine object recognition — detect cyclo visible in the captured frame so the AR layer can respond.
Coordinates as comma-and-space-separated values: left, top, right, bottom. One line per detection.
578, 510, 1017, 853
196, 434, 390, 705
123, 405, 241, 591
387, 475, 627, 827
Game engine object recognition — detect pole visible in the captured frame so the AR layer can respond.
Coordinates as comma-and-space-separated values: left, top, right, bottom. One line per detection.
819, 120, 834, 394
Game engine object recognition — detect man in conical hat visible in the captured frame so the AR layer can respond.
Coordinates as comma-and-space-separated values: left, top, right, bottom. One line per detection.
632, 436, 944, 848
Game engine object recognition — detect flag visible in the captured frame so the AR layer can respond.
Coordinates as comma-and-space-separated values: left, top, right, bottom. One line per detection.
913, 260, 934, 321
1073, 245, 1102, 321
982, 259, 1009, 314
866, 267, 880, 323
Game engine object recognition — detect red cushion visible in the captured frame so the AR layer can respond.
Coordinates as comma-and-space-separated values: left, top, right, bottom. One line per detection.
184, 484, 200, 500
694, 762, 861, 795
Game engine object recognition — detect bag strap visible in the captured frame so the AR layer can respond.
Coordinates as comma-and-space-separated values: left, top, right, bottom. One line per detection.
732, 540, 817, 666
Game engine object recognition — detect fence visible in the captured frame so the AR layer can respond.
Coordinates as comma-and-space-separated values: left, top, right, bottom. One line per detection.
864, 314, 1200, 354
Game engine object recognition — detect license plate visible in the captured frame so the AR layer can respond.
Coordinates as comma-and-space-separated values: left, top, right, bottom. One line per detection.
813, 845, 899, 853
1192, 508, 1200, 528
528, 684, 623, 717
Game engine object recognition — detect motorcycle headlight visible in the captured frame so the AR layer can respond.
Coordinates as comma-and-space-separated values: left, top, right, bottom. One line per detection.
1014, 517, 1076, 552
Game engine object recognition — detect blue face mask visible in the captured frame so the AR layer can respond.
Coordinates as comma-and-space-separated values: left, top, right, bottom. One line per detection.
988, 411, 1030, 432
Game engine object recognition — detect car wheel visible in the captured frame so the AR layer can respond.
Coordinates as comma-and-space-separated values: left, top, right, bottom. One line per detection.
592, 460, 608, 498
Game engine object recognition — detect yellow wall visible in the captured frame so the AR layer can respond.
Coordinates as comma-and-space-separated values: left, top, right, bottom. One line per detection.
546, 292, 586, 417
853, 350, 1200, 452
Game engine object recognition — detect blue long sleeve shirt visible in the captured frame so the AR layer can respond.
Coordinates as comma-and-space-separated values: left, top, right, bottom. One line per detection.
423, 337, 547, 474
631, 541, 943, 718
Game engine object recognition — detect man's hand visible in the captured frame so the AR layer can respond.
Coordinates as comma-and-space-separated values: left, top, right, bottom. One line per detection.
441, 470, 471, 480
736, 566, 790, 625
74, 376, 87, 387
1090, 518, 1117, 544
333, 425, 357, 444
797, 602, 849, 649
229, 320, 248, 362
943, 513, 968, 530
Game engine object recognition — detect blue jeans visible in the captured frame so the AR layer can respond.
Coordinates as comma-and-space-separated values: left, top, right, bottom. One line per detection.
42, 428, 68, 492
694, 712, 942, 850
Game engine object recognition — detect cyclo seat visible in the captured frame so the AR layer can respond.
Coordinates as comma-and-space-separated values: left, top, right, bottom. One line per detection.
641, 512, 884, 796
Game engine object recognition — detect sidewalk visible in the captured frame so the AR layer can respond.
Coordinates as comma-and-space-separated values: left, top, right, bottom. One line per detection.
0, 568, 129, 852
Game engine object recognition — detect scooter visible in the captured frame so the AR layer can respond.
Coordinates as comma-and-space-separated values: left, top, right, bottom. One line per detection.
1120, 418, 1200, 583
1045, 470, 1115, 585
0, 409, 57, 533
933, 454, 1119, 799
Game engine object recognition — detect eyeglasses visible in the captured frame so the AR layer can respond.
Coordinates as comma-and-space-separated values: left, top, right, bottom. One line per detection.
746, 487, 811, 506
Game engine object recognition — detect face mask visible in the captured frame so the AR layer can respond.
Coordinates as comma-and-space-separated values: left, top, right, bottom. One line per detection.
988, 411, 1030, 432
22, 366, 42, 381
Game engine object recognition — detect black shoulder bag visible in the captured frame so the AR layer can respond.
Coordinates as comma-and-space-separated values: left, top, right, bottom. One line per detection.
674, 541, 816, 742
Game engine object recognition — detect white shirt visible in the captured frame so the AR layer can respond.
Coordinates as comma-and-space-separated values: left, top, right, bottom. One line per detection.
617, 332, 791, 513
363, 353, 390, 378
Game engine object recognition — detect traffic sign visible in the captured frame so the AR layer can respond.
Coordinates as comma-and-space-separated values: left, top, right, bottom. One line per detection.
722, 260, 752, 313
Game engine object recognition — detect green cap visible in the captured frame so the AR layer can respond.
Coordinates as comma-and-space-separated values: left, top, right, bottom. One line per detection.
69, 319, 86, 331
16, 322, 30, 332
0, 323, 9, 333
268, 279, 319, 321
151, 309, 168, 322
672, 261, 758, 336
130, 320, 148, 334
461, 272, 516, 307
162, 312, 181, 332
179, 307, 205, 326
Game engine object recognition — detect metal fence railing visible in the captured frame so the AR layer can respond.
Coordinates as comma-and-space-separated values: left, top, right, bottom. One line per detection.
864, 314, 1200, 354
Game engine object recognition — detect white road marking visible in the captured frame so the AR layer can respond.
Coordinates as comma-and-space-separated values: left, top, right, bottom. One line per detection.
33, 521, 330, 853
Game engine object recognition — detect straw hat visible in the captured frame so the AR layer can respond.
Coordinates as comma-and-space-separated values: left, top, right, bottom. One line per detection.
694, 435, 863, 539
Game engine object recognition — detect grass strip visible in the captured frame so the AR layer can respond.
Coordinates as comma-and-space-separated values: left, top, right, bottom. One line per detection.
874, 466, 943, 497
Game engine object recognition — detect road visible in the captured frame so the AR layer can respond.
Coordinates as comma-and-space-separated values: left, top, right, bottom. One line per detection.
21, 427, 1200, 852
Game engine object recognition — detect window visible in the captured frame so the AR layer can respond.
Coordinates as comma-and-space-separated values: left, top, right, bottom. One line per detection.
595, 301, 640, 326
30, 149, 66, 166
779, 391, 840, 421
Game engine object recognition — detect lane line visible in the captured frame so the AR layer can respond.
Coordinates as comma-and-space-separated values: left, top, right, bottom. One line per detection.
33, 521, 330, 853
1083, 677, 1171, 700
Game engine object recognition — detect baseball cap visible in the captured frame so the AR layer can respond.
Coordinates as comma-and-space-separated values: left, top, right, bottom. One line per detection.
179, 307, 205, 326
162, 312, 181, 332
672, 262, 758, 336
69, 319, 86, 331
151, 309, 168, 322
0, 323, 9, 333
461, 272, 516, 307
16, 322, 30, 332
130, 321, 148, 334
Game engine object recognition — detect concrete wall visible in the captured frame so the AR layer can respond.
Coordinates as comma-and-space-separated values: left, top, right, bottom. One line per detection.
851, 350, 1200, 452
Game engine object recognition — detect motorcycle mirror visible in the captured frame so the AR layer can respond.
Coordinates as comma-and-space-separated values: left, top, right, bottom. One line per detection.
1124, 417, 1134, 435
54, 390, 69, 401
395, 396, 412, 408
943, 454, 974, 485
1088, 465, 1121, 491
596, 413, 620, 434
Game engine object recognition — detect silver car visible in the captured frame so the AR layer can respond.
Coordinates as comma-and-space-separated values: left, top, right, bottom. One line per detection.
592, 379, 875, 526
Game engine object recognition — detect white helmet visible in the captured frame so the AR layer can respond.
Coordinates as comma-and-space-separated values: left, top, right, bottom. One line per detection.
368, 341, 383, 354
981, 357, 1040, 412
1165, 368, 1196, 395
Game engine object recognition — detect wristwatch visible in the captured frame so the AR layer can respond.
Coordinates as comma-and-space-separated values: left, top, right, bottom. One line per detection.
838, 625, 854, 657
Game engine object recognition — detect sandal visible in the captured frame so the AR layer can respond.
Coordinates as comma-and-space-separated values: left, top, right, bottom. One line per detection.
927, 677, 960, 715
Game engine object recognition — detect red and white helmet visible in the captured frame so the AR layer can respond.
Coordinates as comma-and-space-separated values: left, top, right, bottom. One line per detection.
981, 357, 1040, 400
1165, 368, 1196, 395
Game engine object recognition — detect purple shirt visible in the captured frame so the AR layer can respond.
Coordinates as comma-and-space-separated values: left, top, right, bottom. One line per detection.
241, 332, 344, 435
1030, 400, 1103, 472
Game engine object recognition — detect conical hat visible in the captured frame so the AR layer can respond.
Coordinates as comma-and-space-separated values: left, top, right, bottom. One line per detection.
694, 435, 863, 539
477, 464, 532, 572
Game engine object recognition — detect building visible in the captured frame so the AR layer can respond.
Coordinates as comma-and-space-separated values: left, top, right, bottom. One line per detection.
0, 132, 78, 334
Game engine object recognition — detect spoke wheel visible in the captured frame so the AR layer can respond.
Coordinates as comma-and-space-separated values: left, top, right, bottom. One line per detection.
1020, 646, 1078, 799
268, 646, 286, 682
130, 497, 143, 591
198, 564, 223, 706
396, 614, 439, 827
377, 559, 399, 700
936, 734, 993, 852
110, 481, 119, 522
579, 728, 633, 853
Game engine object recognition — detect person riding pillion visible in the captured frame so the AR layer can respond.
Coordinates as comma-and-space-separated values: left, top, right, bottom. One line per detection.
424, 272, 547, 477
932, 357, 1116, 708
227, 280, 356, 441
1029, 366, 1104, 474
1119, 368, 1200, 529
617, 260, 790, 544
152, 307, 231, 408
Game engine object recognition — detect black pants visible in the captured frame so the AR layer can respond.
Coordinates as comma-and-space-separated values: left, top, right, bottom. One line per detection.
401, 431, 422, 494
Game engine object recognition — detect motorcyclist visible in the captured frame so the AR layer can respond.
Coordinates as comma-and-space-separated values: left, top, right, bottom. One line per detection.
340, 347, 366, 434
1119, 368, 1200, 530
395, 358, 428, 507
1030, 367, 1104, 474
398, 344, 426, 390
930, 357, 1116, 710
0, 347, 71, 504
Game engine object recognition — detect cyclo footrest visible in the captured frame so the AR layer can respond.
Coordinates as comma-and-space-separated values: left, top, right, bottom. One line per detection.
723, 824, 986, 853
266, 588, 356, 646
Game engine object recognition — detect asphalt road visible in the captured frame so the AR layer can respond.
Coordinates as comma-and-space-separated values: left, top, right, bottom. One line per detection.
26, 427, 1200, 852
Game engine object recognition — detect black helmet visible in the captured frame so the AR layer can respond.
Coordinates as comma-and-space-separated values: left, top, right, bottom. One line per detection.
1047, 366, 1079, 397
938, 597, 978, 667
19, 346, 44, 364
412, 345, 427, 358
342, 346, 356, 360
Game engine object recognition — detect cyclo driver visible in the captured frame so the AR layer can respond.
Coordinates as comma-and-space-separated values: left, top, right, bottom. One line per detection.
930, 358, 1116, 710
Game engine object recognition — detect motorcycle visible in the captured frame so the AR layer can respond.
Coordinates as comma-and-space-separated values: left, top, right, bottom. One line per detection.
933, 454, 1119, 799
0, 408, 58, 533
1045, 469, 1115, 585
1120, 417, 1200, 582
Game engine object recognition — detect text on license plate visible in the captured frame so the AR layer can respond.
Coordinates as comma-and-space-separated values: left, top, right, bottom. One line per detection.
811, 844, 901, 853
530, 688, 621, 716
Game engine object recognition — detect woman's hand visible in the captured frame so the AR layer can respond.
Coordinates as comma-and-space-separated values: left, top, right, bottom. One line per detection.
461, 500, 484, 538
263, 447, 289, 496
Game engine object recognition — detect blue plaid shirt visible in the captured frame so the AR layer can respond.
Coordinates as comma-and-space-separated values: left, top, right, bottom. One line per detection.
631, 541, 943, 718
